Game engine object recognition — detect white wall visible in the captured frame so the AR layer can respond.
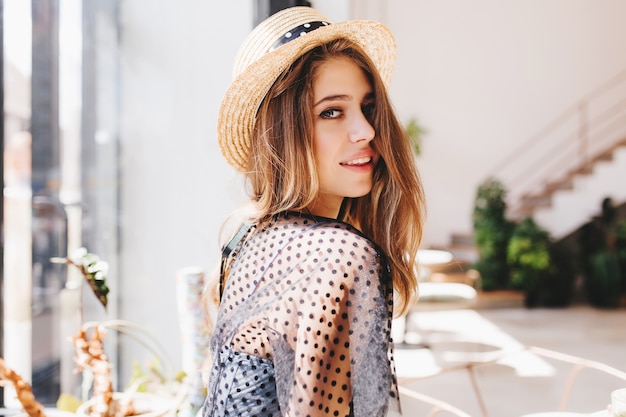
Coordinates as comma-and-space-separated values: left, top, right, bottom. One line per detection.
116, 0, 626, 381
385, 0, 626, 246
118, 0, 252, 381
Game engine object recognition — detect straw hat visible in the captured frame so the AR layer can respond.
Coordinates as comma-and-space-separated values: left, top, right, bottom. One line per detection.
217, 6, 397, 172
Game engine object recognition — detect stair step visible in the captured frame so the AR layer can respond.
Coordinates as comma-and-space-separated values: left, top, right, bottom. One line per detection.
446, 233, 479, 263
594, 149, 614, 163
449, 248, 479, 264
519, 194, 552, 207
570, 164, 594, 175
511, 205, 536, 220
450, 233, 475, 247
543, 178, 574, 193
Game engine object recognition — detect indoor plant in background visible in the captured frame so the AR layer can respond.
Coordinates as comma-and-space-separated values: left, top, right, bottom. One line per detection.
0, 357, 66, 417
542, 239, 577, 307
607, 205, 626, 297
472, 177, 515, 290
506, 217, 576, 308
577, 197, 623, 308
507, 217, 552, 307
50, 248, 182, 416
0, 249, 110, 417
71, 320, 180, 417
405, 117, 426, 156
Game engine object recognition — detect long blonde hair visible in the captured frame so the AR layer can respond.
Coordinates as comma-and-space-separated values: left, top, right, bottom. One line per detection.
234, 39, 425, 314
217, 38, 425, 316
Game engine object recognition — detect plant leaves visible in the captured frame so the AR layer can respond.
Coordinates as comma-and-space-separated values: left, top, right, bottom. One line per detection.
68, 248, 110, 309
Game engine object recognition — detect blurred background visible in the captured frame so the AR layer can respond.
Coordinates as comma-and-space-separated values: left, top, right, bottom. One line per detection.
2, 0, 626, 409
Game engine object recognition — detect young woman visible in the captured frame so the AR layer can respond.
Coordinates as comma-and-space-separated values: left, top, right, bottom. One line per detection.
203, 6, 425, 417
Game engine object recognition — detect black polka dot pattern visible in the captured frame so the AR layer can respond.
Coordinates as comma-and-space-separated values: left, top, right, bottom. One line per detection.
269, 21, 330, 52
202, 212, 401, 417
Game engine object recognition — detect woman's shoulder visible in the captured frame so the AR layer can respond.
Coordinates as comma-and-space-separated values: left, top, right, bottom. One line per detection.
277, 211, 377, 249
262, 212, 393, 290
268, 212, 390, 273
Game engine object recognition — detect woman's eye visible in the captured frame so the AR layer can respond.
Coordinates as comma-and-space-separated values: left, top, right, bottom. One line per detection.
320, 108, 341, 119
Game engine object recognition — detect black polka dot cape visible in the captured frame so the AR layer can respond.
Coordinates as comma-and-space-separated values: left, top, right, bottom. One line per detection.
202, 211, 402, 417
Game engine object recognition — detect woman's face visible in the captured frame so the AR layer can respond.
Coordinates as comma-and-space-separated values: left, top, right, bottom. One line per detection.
309, 56, 378, 218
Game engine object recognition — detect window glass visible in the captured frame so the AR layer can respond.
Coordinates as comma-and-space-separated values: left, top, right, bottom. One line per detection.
3, 0, 119, 405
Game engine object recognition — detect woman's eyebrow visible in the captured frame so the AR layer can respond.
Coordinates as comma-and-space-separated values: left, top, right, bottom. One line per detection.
313, 94, 352, 107
313, 91, 374, 107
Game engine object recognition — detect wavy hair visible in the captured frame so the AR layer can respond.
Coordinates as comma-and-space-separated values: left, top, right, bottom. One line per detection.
229, 38, 425, 316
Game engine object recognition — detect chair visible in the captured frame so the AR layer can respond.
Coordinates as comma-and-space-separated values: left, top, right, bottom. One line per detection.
398, 345, 626, 417
393, 252, 480, 347
398, 386, 474, 417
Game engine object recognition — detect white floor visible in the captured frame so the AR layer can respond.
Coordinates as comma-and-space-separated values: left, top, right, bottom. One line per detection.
394, 306, 626, 417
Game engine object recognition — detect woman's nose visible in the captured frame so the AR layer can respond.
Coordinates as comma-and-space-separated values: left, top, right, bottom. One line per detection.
349, 112, 375, 143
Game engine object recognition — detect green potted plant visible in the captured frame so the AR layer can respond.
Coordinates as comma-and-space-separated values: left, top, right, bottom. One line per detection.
614, 218, 626, 294
506, 218, 576, 307
472, 178, 515, 290
543, 239, 577, 307
405, 117, 426, 156
507, 217, 551, 307
578, 197, 622, 308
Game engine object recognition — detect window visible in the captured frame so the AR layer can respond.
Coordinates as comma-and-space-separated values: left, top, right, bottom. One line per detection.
3, 0, 120, 406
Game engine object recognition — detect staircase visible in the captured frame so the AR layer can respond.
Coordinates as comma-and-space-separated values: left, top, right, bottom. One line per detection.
532, 145, 626, 238
445, 69, 626, 253
514, 137, 626, 221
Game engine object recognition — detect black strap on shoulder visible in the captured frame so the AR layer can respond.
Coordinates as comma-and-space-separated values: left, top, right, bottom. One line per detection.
219, 223, 253, 301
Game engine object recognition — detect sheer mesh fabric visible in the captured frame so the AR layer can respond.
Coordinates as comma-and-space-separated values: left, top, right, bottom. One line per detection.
202, 211, 401, 417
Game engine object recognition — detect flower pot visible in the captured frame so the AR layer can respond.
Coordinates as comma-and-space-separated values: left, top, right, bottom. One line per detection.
75, 392, 173, 417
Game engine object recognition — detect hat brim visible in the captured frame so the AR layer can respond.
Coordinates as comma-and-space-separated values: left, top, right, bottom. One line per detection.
217, 20, 397, 172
